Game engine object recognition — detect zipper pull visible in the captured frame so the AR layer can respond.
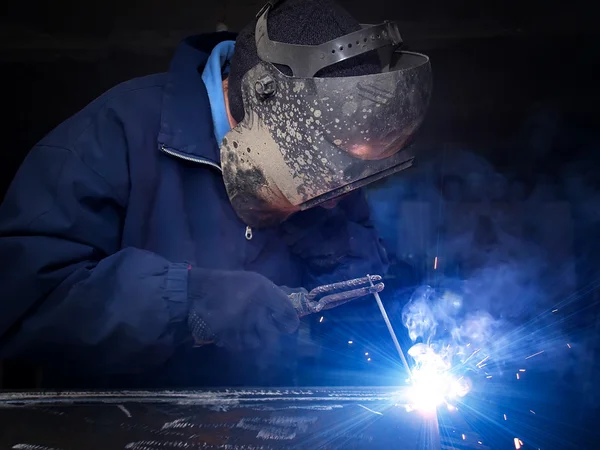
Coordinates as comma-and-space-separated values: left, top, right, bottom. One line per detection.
245, 226, 253, 241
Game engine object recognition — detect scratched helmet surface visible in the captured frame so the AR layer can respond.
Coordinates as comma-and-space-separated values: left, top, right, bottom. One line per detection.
221, 0, 432, 228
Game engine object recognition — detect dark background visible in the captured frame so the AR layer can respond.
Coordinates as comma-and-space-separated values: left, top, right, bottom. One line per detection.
1, 0, 597, 190
0, 0, 599, 447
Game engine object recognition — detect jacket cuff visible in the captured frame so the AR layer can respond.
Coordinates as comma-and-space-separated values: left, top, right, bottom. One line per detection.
164, 262, 190, 324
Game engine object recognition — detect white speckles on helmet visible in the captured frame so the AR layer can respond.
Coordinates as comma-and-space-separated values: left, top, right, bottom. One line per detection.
220, 51, 431, 227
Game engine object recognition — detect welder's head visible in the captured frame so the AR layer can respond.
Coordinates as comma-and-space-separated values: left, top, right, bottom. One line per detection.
223, 0, 432, 228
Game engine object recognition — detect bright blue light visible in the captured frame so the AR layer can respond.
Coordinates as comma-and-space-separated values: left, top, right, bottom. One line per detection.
406, 345, 471, 413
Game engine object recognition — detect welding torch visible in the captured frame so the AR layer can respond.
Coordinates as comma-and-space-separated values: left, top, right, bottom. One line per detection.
290, 274, 413, 378
192, 275, 385, 347
193, 272, 412, 376
287, 275, 384, 317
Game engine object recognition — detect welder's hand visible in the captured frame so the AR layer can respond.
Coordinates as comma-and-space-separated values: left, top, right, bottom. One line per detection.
280, 286, 312, 316
187, 269, 299, 351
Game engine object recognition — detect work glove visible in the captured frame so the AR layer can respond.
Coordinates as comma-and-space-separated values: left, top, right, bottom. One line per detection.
187, 269, 300, 351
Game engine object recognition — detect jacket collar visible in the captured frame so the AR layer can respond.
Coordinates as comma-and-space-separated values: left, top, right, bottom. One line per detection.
158, 33, 237, 166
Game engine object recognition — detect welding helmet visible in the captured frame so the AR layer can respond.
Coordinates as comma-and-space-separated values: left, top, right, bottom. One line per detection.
221, 0, 432, 228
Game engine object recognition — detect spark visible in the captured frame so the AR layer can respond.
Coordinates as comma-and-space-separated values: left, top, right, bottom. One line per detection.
367, 357, 371, 361
462, 348, 481, 365
462, 434, 466, 441
530, 410, 536, 414
486, 375, 493, 379
516, 373, 520, 380
567, 343, 572, 349
365, 352, 369, 356
552, 309, 559, 313
357, 404, 383, 416
476, 355, 490, 367
117, 404, 132, 418
319, 316, 324, 323
504, 414, 507, 420
514, 438, 522, 449
348, 340, 353, 344
525, 350, 545, 360
434, 256, 438, 270
519, 369, 526, 372
478, 441, 483, 445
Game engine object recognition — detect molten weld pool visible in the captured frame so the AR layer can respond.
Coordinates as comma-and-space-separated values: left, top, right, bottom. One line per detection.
0, 388, 487, 449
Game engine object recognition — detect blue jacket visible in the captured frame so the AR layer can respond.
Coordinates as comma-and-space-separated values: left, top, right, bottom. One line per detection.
0, 34, 387, 379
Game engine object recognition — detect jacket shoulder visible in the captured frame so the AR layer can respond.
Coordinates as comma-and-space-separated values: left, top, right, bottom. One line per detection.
31, 73, 169, 201
39, 73, 168, 150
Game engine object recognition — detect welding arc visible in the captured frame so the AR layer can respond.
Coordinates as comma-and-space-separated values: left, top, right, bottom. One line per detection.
368, 275, 413, 380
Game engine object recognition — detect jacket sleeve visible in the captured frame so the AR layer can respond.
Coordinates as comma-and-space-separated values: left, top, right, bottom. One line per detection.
0, 143, 190, 374
281, 189, 389, 289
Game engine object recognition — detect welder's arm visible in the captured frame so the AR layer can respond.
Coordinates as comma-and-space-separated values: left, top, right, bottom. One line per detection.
0, 146, 190, 374
281, 189, 389, 289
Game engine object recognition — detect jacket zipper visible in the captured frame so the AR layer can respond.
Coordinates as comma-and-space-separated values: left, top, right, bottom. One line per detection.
160, 144, 253, 240
160, 144, 223, 172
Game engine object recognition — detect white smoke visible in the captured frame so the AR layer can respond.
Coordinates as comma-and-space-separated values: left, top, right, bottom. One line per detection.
402, 284, 501, 371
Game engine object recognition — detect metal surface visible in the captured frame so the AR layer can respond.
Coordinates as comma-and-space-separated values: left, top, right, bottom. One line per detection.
0, 388, 445, 449
369, 276, 413, 380
290, 275, 385, 317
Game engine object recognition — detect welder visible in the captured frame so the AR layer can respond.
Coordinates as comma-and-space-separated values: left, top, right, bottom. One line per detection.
0, 0, 430, 384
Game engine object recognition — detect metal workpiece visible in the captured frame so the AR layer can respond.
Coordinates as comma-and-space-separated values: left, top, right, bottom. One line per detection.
0, 388, 447, 449
289, 275, 384, 317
